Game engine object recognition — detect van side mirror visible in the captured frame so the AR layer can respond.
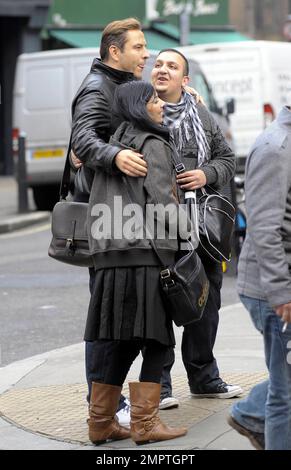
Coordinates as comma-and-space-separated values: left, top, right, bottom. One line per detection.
225, 98, 235, 115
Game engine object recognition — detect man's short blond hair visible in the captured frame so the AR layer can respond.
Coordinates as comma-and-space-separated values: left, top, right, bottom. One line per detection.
100, 18, 141, 61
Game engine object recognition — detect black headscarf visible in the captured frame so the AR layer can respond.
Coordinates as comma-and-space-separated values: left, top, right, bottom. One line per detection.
113, 81, 169, 140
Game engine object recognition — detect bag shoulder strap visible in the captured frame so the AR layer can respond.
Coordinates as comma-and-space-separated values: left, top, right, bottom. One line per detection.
169, 140, 219, 197
168, 138, 186, 175
59, 133, 73, 201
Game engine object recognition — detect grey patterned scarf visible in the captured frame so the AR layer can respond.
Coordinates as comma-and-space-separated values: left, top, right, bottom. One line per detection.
163, 91, 210, 167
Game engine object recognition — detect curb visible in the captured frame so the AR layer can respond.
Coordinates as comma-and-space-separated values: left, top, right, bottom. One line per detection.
0, 212, 51, 234
0, 302, 263, 450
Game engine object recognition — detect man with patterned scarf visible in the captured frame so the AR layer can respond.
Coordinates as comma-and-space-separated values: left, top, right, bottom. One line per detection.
152, 49, 243, 410
72, 47, 243, 413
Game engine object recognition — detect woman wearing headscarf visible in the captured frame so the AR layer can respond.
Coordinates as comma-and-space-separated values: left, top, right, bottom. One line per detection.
85, 80, 188, 445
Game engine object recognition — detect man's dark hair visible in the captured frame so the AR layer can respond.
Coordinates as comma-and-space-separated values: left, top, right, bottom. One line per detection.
157, 48, 189, 76
100, 18, 141, 61
113, 81, 168, 138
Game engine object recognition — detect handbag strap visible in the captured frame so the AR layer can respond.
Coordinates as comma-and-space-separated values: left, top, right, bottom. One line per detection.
168, 141, 201, 249
169, 139, 215, 197
59, 132, 73, 201
169, 138, 186, 176
184, 191, 200, 249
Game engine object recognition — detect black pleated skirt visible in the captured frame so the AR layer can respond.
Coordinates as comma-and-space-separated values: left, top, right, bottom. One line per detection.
84, 266, 175, 346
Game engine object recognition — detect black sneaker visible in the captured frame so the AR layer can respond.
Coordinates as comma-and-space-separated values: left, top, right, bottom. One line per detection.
227, 415, 265, 450
191, 381, 243, 399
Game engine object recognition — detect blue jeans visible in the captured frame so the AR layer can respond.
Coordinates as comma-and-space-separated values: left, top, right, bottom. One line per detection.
231, 295, 291, 450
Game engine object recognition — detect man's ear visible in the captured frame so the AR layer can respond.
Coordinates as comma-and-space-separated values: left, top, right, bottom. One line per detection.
182, 76, 190, 87
108, 45, 120, 63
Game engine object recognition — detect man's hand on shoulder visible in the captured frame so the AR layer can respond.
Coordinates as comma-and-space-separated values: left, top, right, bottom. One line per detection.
275, 303, 291, 324
183, 86, 205, 106
115, 149, 147, 177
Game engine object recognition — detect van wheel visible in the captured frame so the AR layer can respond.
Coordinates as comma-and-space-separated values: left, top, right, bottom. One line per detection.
32, 185, 59, 211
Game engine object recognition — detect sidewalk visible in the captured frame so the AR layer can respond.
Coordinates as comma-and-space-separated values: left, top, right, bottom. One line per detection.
0, 303, 267, 450
0, 177, 267, 450
0, 177, 50, 233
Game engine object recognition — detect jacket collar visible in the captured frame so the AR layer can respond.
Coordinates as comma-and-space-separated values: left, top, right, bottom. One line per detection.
90, 58, 135, 83
277, 106, 291, 129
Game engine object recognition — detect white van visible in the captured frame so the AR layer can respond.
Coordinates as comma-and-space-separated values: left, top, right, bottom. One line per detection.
13, 48, 98, 210
178, 41, 291, 169
13, 48, 233, 210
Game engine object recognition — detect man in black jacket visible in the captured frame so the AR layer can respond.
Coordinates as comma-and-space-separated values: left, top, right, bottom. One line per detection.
72, 18, 149, 181
70, 18, 149, 427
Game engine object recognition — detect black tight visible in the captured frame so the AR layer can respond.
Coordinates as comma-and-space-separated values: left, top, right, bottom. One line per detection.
101, 339, 168, 386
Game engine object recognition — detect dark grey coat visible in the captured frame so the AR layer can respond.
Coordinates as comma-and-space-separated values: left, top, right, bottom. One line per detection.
87, 122, 189, 270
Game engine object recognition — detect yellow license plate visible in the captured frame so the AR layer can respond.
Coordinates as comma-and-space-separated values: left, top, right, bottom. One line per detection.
33, 149, 65, 159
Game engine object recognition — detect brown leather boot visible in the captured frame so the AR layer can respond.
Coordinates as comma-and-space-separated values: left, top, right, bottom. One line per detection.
88, 382, 130, 445
129, 381, 187, 445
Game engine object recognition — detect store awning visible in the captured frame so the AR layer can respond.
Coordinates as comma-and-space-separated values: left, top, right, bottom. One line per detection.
49, 23, 250, 51
144, 30, 179, 50
189, 30, 251, 44
152, 22, 251, 45
49, 30, 103, 48
49, 28, 180, 50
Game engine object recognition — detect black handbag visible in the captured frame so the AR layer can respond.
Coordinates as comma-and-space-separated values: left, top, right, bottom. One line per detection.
122, 176, 209, 327
196, 186, 235, 262
160, 242, 209, 326
48, 135, 94, 267
171, 144, 235, 263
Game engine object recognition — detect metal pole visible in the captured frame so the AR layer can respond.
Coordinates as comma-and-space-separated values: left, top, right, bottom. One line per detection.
180, 2, 191, 46
17, 132, 29, 213
247, 0, 256, 38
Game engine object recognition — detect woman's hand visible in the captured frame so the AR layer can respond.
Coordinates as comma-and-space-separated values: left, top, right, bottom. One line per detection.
183, 86, 205, 106
176, 169, 207, 190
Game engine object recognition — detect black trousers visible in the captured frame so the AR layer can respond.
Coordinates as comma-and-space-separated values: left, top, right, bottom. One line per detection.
161, 257, 223, 396
85, 269, 127, 407
101, 339, 168, 386
85, 338, 128, 407
85, 269, 167, 403
86, 259, 223, 401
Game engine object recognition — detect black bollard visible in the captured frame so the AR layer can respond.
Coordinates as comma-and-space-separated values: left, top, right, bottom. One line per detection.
17, 133, 29, 213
